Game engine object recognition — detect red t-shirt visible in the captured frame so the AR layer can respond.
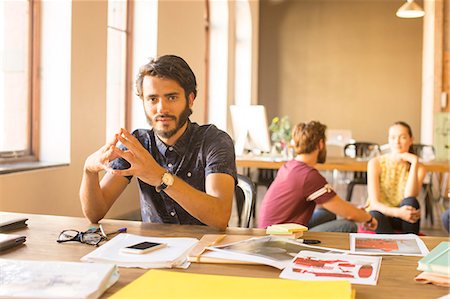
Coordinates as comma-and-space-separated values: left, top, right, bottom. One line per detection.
258, 160, 336, 228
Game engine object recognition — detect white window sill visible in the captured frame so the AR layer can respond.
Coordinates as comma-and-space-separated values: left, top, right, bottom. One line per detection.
0, 161, 69, 175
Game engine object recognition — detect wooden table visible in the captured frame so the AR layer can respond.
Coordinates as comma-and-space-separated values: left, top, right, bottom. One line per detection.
1, 212, 448, 298
236, 156, 450, 173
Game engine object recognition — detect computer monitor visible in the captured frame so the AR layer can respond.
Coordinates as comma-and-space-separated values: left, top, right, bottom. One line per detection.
230, 105, 272, 156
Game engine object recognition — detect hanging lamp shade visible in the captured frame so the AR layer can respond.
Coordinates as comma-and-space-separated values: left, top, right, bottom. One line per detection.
396, 0, 425, 18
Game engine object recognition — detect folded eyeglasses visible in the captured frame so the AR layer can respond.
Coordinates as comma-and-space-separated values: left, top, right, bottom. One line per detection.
57, 225, 126, 246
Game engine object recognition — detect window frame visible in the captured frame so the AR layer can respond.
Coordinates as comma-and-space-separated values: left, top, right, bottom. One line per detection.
0, 0, 40, 164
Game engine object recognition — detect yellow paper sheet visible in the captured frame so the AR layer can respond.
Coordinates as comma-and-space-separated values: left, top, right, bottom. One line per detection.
110, 269, 353, 299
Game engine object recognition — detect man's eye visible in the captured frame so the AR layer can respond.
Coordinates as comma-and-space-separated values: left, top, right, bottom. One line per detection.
168, 95, 177, 101
146, 97, 157, 103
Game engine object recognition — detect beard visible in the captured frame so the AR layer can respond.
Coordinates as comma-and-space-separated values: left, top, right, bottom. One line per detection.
317, 147, 327, 164
147, 103, 192, 139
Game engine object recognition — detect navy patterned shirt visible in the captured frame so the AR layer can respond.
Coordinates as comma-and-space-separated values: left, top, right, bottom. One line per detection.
110, 120, 237, 225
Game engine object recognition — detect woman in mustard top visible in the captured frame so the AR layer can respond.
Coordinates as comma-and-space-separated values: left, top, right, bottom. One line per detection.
367, 121, 427, 234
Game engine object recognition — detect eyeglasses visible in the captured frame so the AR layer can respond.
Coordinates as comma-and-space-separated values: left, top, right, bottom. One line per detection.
57, 225, 127, 246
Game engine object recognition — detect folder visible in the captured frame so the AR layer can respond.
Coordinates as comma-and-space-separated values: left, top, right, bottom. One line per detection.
0, 233, 26, 251
110, 269, 354, 299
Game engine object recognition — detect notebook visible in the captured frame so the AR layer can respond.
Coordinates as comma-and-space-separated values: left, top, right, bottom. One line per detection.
109, 269, 354, 299
0, 216, 28, 232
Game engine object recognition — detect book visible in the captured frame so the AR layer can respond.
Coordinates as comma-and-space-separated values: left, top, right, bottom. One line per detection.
0, 216, 28, 232
417, 241, 450, 276
280, 250, 382, 285
0, 233, 26, 251
0, 259, 119, 299
206, 236, 308, 269
81, 233, 198, 269
109, 269, 354, 299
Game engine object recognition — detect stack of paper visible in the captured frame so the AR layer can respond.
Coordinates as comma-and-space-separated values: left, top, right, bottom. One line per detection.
0, 233, 26, 251
109, 269, 354, 299
415, 242, 450, 287
266, 223, 308, 239
81, 233, 198, 269
0, 259, 119, 299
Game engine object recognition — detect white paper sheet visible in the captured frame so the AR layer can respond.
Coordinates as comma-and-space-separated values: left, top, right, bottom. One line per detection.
280, 250, 382, 285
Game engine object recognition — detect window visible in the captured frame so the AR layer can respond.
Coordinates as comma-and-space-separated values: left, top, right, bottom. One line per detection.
0, 0, 39, 162
106, 0, 132, 139
207, 0, 229, 130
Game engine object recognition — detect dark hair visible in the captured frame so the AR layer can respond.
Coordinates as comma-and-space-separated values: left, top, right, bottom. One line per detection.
292, 121, 327, 155
392, 121, 413, 137
135, 55, 197, 101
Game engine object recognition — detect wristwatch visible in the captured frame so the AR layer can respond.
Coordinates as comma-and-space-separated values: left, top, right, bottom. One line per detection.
155, 171, 174, 193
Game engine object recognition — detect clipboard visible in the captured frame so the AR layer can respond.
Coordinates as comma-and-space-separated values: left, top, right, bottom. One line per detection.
187, 234, 258, 264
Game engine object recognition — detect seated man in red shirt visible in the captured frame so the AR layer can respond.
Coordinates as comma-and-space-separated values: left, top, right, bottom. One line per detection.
258, 121, 377, 232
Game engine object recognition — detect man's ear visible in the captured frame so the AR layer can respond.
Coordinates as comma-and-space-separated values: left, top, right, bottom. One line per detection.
318, 139, 325, 151
188, 92, 195, 108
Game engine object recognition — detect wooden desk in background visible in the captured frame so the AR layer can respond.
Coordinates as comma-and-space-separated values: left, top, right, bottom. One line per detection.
1, 212, 448, 299
236, 156, 450, 173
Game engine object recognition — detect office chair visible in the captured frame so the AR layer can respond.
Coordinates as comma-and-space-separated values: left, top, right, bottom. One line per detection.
344, 142, 380, 202
411, 144, 436, 225
235, 174, 257, 228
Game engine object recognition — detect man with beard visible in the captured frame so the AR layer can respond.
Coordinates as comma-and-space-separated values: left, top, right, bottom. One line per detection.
80, 55, 236, 229
258, 121, 377, 232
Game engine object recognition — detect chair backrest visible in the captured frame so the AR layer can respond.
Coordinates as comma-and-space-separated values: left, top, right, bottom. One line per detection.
411, 144, 436, 161
344, 142, 380, 160
235, 174, 256, 228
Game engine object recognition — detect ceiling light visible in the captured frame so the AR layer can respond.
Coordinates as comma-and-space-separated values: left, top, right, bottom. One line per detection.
396, 0, 425, 18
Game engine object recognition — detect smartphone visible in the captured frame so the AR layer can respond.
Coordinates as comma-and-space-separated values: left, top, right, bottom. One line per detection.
121, 241, 167, 254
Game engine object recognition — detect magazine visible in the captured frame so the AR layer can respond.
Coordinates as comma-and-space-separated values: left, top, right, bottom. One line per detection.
280, 250, 382, 285
206, 236, 307, 269
349, 233, 429, 256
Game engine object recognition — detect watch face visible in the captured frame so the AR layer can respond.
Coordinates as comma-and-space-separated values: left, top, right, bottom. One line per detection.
162, 172, 174, 186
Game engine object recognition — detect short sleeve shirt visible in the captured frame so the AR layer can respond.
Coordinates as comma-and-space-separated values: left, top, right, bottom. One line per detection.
258, 160, 336, 228
110, 120, 237, 225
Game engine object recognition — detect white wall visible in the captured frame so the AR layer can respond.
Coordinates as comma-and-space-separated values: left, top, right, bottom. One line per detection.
259, 0, 423, 145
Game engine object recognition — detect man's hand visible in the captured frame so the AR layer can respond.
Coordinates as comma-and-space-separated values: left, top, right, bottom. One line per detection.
110, 128, 165, 186
363, 216, 378, 231
397, 205, 421, 223
84, 135, 121, 174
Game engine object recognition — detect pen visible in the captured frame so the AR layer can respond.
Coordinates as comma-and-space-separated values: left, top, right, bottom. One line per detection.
298, 239, 321, 245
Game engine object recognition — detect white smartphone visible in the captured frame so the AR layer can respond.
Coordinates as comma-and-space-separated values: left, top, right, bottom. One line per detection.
120, 241, 167, 254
